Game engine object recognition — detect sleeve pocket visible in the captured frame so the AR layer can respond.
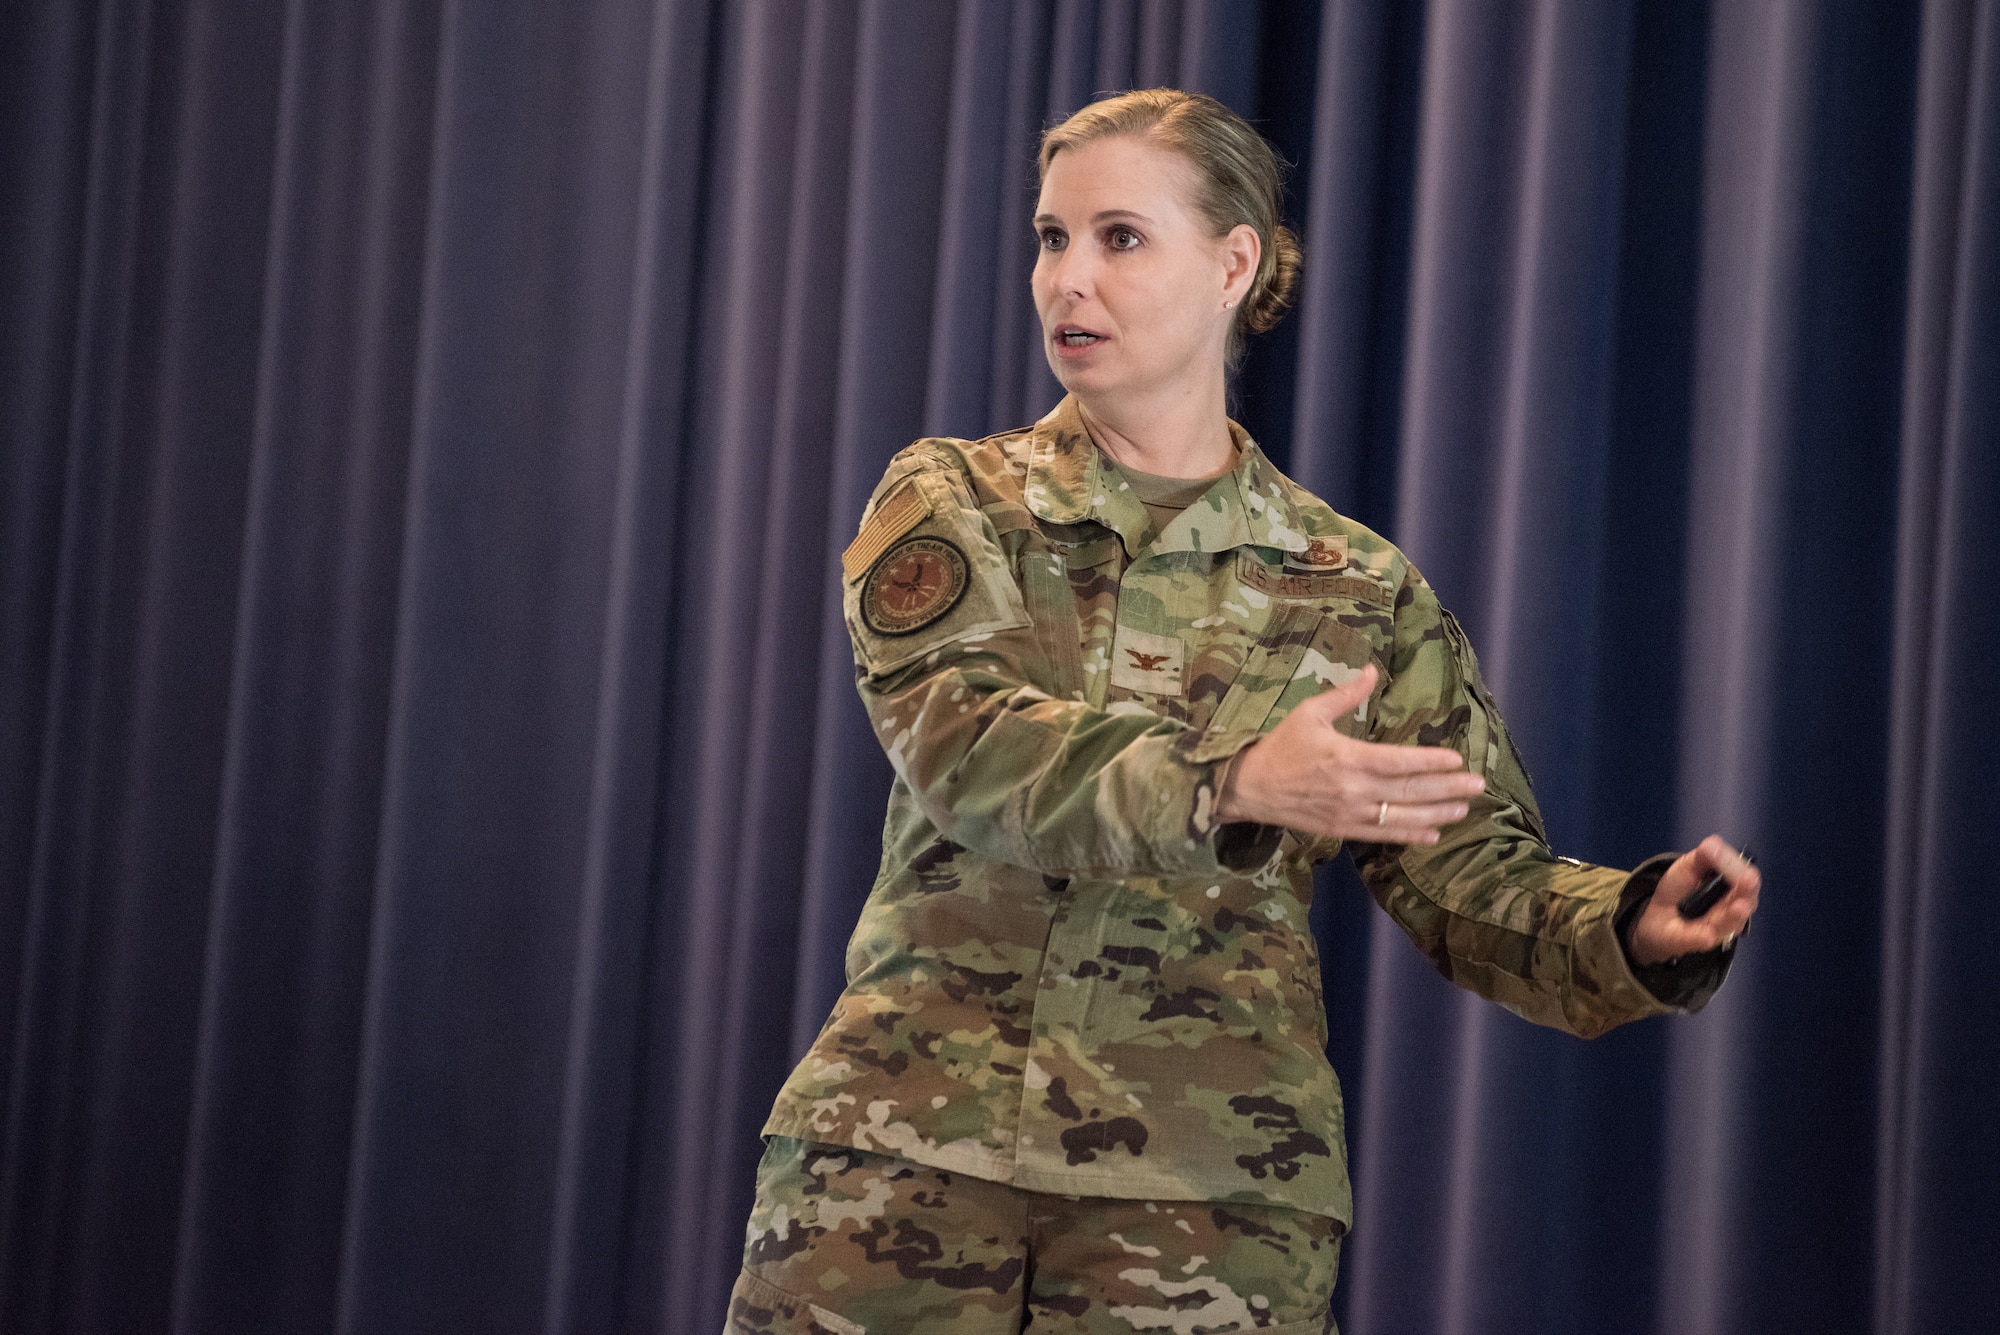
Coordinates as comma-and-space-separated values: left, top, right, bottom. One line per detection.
844, 471, 1029, 678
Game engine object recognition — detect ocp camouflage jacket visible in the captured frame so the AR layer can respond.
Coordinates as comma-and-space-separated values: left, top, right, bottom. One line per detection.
763, 395, 1726, 1225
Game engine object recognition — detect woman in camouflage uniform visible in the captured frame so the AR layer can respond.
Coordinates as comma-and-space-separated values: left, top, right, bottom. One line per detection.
727, 89, 1760, 1335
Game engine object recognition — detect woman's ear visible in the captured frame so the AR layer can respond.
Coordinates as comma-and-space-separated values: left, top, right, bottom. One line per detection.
1222, 223, 1260, 301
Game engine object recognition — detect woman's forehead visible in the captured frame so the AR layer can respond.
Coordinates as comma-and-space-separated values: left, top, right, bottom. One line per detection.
1036, 135, 1199, 222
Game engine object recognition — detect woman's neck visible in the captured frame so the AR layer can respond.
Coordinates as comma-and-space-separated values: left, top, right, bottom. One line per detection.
1074, 373, 1236, 479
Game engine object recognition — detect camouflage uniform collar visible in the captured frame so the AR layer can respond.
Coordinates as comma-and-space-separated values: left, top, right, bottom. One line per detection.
1020, 394, 1107, 525
1022, 394, 1310, 558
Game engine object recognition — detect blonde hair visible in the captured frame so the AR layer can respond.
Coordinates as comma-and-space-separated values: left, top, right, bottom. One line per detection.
1039, 88, 1302, 369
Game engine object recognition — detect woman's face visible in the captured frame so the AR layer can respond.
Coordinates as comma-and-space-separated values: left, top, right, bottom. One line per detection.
1032, 134, 1257, 403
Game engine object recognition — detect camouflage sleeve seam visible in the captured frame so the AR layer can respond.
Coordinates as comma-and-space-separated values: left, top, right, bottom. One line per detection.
1389, 860, 1566, 956
1403, 861, 1657, 1029
866, 440, 957, 503
855, 440, 1000, 536
1397, 838, 1625, 931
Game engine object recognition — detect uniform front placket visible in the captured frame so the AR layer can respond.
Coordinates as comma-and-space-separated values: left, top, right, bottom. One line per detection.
1013, 450, 1291, 1193
1015, 451, 1144, 1185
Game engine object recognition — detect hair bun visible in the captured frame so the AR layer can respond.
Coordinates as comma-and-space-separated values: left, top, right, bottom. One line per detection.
1245, 224, 1302, 335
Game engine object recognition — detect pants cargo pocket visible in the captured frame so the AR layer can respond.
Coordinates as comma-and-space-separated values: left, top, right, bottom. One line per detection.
723, 1267, 866, 1335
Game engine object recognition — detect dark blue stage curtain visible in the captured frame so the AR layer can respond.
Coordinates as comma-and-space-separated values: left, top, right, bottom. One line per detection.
2, 1, 1994, 1331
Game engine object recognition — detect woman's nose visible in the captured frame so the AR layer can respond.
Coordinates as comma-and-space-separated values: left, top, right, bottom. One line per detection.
1044, 245, 1093, 301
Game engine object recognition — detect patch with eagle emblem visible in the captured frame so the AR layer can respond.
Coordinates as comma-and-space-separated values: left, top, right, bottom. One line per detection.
860, 536, 969, 636
1109, 626, 1185, 696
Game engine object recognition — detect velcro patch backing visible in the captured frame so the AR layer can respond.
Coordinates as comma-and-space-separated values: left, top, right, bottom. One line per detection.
841, 481, 930, 583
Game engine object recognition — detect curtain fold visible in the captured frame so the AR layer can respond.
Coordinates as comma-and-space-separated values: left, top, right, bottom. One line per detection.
1878, 4, 2000, 1331
2, 2, 1994, 1331
175, 1, 439, 1329
1658, 1, 1820, 1327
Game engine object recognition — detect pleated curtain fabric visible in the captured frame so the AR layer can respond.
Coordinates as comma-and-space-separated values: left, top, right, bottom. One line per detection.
0, 2, 1994, 1332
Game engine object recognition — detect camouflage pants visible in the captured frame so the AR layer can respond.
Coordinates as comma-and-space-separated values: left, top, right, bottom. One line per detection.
725, 1136, 1341, 1334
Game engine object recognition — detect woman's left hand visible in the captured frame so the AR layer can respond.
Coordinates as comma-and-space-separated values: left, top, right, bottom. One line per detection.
1625, 835, 1762, 966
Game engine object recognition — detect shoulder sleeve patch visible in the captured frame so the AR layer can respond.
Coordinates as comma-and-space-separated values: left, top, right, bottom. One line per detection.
860, 536, 969, 635
842, 480, 930, 583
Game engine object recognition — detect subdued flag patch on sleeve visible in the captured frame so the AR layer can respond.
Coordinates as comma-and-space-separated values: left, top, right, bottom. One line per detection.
842, 480, 930, 583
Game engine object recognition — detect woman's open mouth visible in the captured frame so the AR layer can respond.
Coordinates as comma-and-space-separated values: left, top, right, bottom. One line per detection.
1053, 324, 1106, 352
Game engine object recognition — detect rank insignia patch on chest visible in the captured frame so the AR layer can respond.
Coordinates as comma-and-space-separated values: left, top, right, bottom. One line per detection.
1109, 627, 1186, 696
1289, 535, 1349, 571
861, 536, 969, 636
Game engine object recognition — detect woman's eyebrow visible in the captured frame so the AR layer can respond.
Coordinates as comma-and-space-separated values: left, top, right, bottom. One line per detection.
1031, 209, 1157, 227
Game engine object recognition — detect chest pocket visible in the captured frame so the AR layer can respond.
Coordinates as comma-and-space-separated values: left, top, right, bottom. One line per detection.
1184, 602, 1387, 765
1181, 601, 1322, 763
1266, 614, 1384, 737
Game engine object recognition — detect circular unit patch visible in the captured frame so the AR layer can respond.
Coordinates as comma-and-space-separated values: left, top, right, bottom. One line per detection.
862, 536, 969, 636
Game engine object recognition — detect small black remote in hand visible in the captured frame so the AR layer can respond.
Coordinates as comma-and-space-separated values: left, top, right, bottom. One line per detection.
1677, 847, 1753, 920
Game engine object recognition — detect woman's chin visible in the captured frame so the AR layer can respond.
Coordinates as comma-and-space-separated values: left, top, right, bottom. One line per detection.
1046, 353, 1121, 398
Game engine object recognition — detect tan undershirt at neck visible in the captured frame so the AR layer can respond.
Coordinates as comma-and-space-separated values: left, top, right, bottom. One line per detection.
1112, 459, 1233, 536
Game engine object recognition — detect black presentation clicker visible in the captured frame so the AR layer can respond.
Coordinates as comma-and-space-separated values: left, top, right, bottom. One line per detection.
1678, 847, 1754, 920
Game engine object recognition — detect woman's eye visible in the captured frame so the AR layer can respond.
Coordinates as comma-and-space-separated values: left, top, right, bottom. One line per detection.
1109, 227, 1140, 250
1039, 229, 1066, 250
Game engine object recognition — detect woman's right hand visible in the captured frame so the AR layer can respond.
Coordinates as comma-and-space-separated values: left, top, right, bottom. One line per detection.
1215, 663, 1485, 844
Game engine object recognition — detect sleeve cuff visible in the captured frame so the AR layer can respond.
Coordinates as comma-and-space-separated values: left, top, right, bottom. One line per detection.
1614, 852, 1736, 1010
1173, 729, 1283, 874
